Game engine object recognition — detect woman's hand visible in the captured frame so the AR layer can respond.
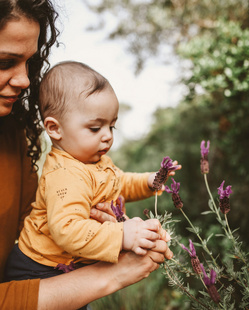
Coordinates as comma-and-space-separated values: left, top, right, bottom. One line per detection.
90, 196, 128, 222
114, 238, 172, 288
90, 201, 117, 223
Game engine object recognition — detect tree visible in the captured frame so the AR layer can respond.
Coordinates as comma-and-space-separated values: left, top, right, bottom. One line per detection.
85, 0, 249, 72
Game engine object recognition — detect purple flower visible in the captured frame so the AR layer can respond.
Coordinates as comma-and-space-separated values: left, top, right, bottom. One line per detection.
111, 198, 126, 222
143, 209, 150, 217
161, 156, 179, 171
152, 156, 180, 191
200, 140, 210, 159
217, 181, 232, 199
200, 264, 217, 286
55, 261, 76, 273
217, 181, 232, 214
200, 140, 210, 174
165, 178, 180, 194
181, 239, 197, 258
200, 264, 220, 303
165, 178, 183, 209
181, 239, 202, 274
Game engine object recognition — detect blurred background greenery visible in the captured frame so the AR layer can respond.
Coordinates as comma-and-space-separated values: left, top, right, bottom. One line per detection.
80, 0, 249, 309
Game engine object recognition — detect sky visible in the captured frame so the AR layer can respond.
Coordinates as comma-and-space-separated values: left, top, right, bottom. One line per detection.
50, 0, 182, 148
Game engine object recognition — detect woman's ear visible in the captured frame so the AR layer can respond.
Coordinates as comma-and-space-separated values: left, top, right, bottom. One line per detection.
44, 117, 62, 141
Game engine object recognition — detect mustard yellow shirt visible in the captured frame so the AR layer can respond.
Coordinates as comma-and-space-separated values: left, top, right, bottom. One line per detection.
19, 147, 154, 266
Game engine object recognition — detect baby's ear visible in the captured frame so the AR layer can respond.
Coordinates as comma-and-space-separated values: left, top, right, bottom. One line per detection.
44, 116, 62, 141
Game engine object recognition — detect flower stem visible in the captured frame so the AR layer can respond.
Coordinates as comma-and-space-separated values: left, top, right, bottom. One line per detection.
204, 174, 221, 220
155, 191, 158, 217
224, 214, 247, 265
180, 208, 218, 268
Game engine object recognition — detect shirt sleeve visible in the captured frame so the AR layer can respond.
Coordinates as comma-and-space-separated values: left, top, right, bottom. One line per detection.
119, 171, 156, 202
0, 279, 40, 310
44, 166, 123, 263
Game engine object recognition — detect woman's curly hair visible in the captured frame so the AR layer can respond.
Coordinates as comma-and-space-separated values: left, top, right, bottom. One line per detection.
0, 0, 60, 169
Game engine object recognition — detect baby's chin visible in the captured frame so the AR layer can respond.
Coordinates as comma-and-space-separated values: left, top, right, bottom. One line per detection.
81, 154, 103, 165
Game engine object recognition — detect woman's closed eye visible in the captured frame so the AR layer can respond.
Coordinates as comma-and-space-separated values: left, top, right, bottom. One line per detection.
0, 59, 15, 70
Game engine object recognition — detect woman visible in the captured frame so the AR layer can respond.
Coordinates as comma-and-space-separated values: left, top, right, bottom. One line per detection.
0, 0, 172, 309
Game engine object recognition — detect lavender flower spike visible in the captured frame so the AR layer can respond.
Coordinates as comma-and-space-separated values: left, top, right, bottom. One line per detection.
181, 239, 197, 258
152, 156, 179, 191
200, 264, 220, 304
201, 264, 217, 286
200, 140, 210, 159
165, 178, 180, 194
181, 240, 202, 274
217, 180, 232, 214
161, 156, 179, 171
200, 140, 210, 174
165, 178, 183, 209
111, 199, 126, 222
55, 261, 76, 273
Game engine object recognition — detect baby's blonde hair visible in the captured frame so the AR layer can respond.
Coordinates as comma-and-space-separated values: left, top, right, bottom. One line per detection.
39, 61, 111, 121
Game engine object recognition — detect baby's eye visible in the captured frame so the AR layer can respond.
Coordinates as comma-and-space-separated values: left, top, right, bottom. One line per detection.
90, 127, 100, 132
110, 126, 116, 131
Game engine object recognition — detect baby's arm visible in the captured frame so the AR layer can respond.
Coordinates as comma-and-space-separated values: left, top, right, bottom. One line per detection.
122, 218, 161, 255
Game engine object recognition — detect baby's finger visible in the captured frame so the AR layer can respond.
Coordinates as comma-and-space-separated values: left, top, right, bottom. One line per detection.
168, 171, 176, 176
143, 218, 160, 232
137, 239, 157, 250
141, 230, 160, 241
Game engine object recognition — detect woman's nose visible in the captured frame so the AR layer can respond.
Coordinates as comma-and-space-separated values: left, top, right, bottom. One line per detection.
9, 65, 30, 89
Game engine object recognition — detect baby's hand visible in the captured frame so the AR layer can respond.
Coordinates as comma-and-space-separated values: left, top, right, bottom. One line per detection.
168, 160, 182, 177
122, 218, 160, 255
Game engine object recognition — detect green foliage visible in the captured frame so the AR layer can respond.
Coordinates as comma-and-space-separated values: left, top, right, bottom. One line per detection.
85, 0, 249, 71
152, 164, 249, 309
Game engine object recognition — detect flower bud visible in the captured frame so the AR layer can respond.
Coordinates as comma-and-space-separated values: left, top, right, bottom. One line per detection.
200, 140, 210, 174
191, 257, 202, 274
200, 158, 209, 174
172, 193, 183, 209
219, 196, 230, 214
207, 285, 220, 304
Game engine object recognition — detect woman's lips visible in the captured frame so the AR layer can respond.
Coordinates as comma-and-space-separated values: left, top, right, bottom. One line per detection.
1, 95, 19, 103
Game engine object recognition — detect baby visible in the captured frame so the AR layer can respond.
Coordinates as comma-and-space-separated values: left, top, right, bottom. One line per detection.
5, 61, 178, 281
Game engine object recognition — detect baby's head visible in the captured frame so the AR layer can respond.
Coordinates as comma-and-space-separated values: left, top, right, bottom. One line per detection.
39, 61, 111, 121
39, 61, 119, 164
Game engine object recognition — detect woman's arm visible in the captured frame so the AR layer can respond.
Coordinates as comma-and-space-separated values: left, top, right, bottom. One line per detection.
38, 240, 167, 310
38, 201, 172, 309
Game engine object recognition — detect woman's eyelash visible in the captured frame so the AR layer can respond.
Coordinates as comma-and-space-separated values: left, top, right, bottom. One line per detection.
0, 60, 15, 70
